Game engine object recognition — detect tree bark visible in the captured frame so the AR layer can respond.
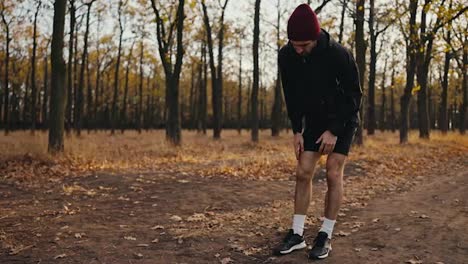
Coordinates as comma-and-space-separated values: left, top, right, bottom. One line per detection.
150, 0, 185, 145
30, 1, 41, 134
111, 0, 124, 135
76, 1, 95, 136
1, 7, 11, 135
66, 0, 75, 133
354, 0, 366, 145
271, 0, 283, 137
379, 57, 387, 132
251, 0, 261, 142
48, 0, 67, 154
399, 0, 417, 144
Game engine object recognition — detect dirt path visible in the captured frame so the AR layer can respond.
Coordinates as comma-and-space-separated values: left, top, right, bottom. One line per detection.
1, 158, 467, 263
267, 167, 468, 264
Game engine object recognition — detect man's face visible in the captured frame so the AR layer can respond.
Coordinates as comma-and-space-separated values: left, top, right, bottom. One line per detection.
290, 40, 317, 56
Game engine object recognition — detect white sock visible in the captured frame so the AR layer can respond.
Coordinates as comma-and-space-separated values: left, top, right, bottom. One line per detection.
292, 214, 306, 236
319, 217, 336, 239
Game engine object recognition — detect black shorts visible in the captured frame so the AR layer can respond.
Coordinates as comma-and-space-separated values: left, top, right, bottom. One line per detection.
303, 123, 357, 156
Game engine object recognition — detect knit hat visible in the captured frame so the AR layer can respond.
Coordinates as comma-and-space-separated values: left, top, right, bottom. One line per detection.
287, 4, 320, 41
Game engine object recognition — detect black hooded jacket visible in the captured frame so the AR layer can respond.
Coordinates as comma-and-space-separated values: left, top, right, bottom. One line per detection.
279, 29, 362, 136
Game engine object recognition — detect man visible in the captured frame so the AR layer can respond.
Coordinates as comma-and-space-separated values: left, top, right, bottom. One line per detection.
273, 3, 362, 260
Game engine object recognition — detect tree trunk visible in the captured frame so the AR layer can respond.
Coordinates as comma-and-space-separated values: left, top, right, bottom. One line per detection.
271, 0, 282, 137
66, 0, 75, 133
42, 51, 49, 127
30, 2, 41, 134
415, 0, 431, 139
390, 68, 396, 132
199, 40, 207, 134
440, 30, 451, 133
367, 0, 376, 135
251, 0, 261, 142
460, 34, 467, 134
76, 1, 94, 136
121, 42, 134, 133
111, 0, 123, 135
137, 42, 144, 134
338, 0, 348, 43
399, 0, 417, 144
237, 38, 242, 135
1, 12, 11, 135
150, 0, 185, 144
354, 0, 366, 145
48, 0, 67, 154
379, 57, 387, 132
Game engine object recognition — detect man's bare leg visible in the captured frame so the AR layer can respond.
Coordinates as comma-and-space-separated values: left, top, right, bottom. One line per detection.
294, 151, 322, 215
320, 153, 347, 238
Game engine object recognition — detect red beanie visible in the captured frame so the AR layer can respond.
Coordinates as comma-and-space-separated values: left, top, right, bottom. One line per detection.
287, 4, 320, 41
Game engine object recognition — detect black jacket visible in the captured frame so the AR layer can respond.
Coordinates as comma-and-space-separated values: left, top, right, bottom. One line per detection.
279, 29, 362, 136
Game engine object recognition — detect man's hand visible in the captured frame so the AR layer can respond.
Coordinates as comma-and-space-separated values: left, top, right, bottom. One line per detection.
316, 130, 337, 155
293, 133, 304, 160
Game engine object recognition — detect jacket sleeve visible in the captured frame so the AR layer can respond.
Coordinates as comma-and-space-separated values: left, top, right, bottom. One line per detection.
279, 50, 303, 134
328, 48, 363, 136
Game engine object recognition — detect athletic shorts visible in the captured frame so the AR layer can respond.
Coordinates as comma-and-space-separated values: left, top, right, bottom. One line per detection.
303, 122, 358, 156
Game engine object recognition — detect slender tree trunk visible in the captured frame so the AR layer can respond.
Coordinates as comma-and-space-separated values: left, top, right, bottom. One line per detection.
440, 30, 451, 133
379, 57, 387, 132
66, 0, 75, 133
458, 33, 467, 134
338, 0, 348, 43
200, 41, 207, 134
1, 14, 11, 135
251, 0, 261, 142
112, 0, 124, 135
237, 39, 242, 135
48, 0, 67, 154
354, 0, 366, 145
42, 52, 49, 127
137, 42, 144, 134
390, 68, 396, 132
86, 53, 92, 132
367, 0, 376, 135
400, 0, 417, 144
271, 0, 282, 137
30, 2, 41, 134
76, 1, 95, 136
121, 43, 134, 133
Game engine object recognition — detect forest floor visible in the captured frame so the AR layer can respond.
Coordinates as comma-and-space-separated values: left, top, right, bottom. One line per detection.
0, 130, 467, 264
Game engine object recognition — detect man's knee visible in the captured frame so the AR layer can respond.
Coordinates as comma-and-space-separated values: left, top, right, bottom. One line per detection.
326, 155, 345, 185
296, 165, 315, 182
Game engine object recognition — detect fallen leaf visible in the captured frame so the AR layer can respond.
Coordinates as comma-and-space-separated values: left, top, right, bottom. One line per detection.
178, 179, 190, 183
336, 231, 351, 237
187, 213, 207, 222
170, 215, 182, 222
134, 252, 143, 259
124, 236, 137, 241
419, 214, 429, 219
395, 227, 401, 232
137, 244, 149, 247
54, 254, 67, 259
354, 248, 361, 252
151, 225, 165, 230
220, 257, 233, 264
151, 238, 159, 243
405, 259, 423, 264
372, 218, 380, 223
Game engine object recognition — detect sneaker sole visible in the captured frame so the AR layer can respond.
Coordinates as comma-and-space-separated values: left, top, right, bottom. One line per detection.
279, 241, 307, 254
310, 246, 332, 260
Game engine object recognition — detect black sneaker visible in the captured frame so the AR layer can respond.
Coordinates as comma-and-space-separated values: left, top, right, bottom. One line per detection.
308, 231, 332, 259
273, 229, 307, 255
